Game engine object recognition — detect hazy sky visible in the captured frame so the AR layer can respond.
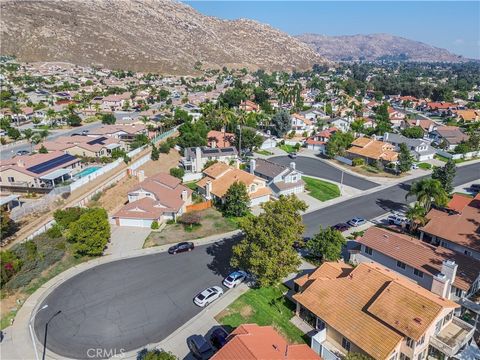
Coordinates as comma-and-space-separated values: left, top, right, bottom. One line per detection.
184, 1, 480, 59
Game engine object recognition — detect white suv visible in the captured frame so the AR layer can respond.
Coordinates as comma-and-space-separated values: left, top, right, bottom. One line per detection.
387, 214, 408, 226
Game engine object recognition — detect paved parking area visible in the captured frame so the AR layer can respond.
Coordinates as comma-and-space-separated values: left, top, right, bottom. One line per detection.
104, 226, 151, 256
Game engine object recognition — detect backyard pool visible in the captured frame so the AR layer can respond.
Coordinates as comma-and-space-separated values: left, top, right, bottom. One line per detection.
75, 166, 101, 179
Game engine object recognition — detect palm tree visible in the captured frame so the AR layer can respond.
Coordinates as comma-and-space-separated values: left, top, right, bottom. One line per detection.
405, 178, 449, 212
406, 203, 428, 232
22, 129, 34, 151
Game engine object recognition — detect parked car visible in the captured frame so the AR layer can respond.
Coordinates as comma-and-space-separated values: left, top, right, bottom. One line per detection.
187, 335, 214, 360
331, 223, 350, 232
411, 163, 418, 170
289, 152, 297, 159
209, 327, 229, 349
387, 214, 408, 226
194, 286, 224, 307
15, 150, 29, 156
168, 242, 194, 254
347, 217, 367, 227
471, 183, 480, 193
223, 271, 247, 288
81, 130, 89, 135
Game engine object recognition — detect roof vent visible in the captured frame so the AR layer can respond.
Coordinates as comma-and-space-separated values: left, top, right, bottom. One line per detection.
414, 317, 422, 324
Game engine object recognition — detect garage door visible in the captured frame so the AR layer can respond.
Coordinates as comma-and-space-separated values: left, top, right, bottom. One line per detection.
118, 218, 152, 228
250, 195, 270, 207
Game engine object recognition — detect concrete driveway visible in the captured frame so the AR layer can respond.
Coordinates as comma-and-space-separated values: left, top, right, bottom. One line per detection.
34, 239, 238, 359
269, 155, 379, 191
104, 226, 151, 256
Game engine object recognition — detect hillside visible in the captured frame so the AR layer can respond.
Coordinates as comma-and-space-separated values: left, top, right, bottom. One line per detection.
0, 0, 328, 74
296, 33, 466, 62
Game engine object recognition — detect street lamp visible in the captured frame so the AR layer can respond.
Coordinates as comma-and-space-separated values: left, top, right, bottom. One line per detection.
29, 304, 48, 360
340, 170, 344, 195
42, 310, 62, 360
237, 124, 242, 158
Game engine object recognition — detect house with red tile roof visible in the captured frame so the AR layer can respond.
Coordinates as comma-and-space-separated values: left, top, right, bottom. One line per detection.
306, 127, 339, 154
35, 135, 123, 158
239, 100, 260, 113
291, 113, 314, 135
207, 130, 235, 149
420, 193, 480, 261
112, 173, 192, 227
211, 324, 321, 360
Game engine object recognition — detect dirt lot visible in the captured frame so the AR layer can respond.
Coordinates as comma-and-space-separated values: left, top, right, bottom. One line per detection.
143, 208, 238, 248
89, 150, 181, 214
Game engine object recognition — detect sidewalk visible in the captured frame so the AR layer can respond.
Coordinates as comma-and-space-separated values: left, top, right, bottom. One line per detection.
0, 230, 240, 360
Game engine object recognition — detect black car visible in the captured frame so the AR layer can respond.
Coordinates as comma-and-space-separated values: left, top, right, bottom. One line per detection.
331, 223, 350, 232
209, 328, 229, 349
187, 335, 214, 360
168, 242, 194, 254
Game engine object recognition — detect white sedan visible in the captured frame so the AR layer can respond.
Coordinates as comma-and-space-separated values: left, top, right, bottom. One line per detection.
194, 286, 224, 307
223, 271, 248, 288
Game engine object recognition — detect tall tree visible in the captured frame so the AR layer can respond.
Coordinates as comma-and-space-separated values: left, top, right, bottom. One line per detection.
68, 208, 110, 257
231, 195, 307, 286
223, 181, 250, 217
432, 159, 456, 194
397, 143, 414, 173
405, 178, 449, 212
101, 113, 116, 125
151, 143, 159, 161
307, 226, 346, 261
406, 203, 428, 233
325, 132, 354, 158
271, 110, 291, 138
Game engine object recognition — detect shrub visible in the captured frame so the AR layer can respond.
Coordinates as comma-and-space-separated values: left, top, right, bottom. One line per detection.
166, 219, 176, 225
151, 220, 159, 230
158, 142, 170, 154
352, 158, 365, 167
47, 224, 63, 238
68, 208, 110, 257
179, 212, 201, 230
0, 250, 22, 286
54, 207, 88, 229
169, 167, 185, 179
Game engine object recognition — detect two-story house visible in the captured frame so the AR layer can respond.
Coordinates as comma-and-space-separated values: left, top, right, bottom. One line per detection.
420, 193, 480, 260
383, 133, 436, 161
306, 127, 338, 154
196, 162, 271, 206
249, 158, 304, 197
181, 146, 238, 174
346, 137, 399, 165
112, 173, 192, 227
293, 262, 475, 360
291, 113, 314, 135
430, 126, 469, 151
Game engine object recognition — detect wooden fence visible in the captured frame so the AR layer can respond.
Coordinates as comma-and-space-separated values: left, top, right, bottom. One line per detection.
186, 200, 212, 213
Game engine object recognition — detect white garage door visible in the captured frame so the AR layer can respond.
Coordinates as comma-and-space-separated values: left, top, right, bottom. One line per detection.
119, 218, 152, 228
250, 195, 270, 207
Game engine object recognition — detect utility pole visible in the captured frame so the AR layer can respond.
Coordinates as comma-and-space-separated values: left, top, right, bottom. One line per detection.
340, 170, 344, 195
237, 124, 242, 158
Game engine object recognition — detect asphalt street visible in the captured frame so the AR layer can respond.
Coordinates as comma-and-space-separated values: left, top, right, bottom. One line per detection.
303, 162, 480, 236
269, 155, 379, 190
34, 162, 478, 359
34, 238, 237, 359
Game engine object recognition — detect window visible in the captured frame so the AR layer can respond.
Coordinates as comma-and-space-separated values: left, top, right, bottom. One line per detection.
341, 337, 351, 351
316, 318, 325, 331
413, 269, 424, 278
400, 353, 411, 360
406, 337, 414, 348
396, 261, 406, 270
7, 177, 14, 182
435, 319, 442, 334
417, 350, 425, 360
389, 352, 397, 360
464, 250, 472, 257
416, 335, 425, 346
364, 246, 373, 255
454, 287, 463, 297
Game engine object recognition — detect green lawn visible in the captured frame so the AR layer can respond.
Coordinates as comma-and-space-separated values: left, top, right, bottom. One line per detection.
303, 176, 341, 201
434, 154, 449, 162
278, 144, 297, 154
255, 149, 274, 156
216, 285, 307, 344
418, 163, 432, 170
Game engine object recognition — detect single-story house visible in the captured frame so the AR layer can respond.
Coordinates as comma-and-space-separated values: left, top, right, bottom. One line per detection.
430, 126, 469, 150
36, 135, 123, 158
346, 137, 399, 165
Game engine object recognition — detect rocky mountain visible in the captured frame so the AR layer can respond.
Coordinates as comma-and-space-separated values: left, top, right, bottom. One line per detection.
0, 0, 328, 74
296, 33, 466, 62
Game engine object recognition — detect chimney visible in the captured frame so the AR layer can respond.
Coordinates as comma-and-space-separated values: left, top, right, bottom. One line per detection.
16, 160, 25, 167
205, 180, 212, 199
290, 162, 296, 171
441, 260, 458, 284
137, 170, 145, 183
195, 147, 202, 172
416, 119, 420, 126
431, 273, 450, 298
250, 159, 256, 174
181, 189, 188, 202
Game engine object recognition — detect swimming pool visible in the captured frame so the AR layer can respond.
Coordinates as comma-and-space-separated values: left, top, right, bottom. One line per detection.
75, 166, 101, 179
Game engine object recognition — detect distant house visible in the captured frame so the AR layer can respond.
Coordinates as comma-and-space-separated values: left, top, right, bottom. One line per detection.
239, 100, 260, 113
291, 113, 314, 135
346, 137, 399, 164
101, 92, 132, 111
113, 173, 192, 227
352, 227, 480, 302
420, 193, 480, 260
87, 124, 148, 147
249, 158, 304, 196
453, 109, 480, 123
405, 118, 438, 134
426, 102, 458, 113
181, 146, 238, 173
306, 127, 338, 154
383, 132, 435, 161
207, 130, 234, 149
325, 117, 351, 132
210, 324, 321, 360
387, 106, 406, 128
196, 162, 271, 206
36, 135, 123, 158
430, 126, 469, 150
0, 151, 81, 188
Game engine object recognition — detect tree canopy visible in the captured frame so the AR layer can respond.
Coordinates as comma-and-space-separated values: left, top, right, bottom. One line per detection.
432, 159, 456, 194
397, 143, 414, 173
307, 226, 346, 261
231, 195, 307, 286
406, 178, 449, 211
68, 208, 110, 257
222, 181, 250, 217
101, 113, 116, 125
271, 110, 291, 138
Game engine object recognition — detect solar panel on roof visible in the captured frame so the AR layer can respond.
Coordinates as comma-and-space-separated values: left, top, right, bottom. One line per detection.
220, 148, 233, 153
203, 149, 219, 154
27, 154, 77, 174
87, 136, 108, 145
